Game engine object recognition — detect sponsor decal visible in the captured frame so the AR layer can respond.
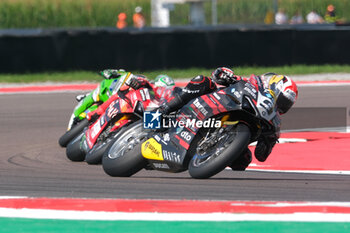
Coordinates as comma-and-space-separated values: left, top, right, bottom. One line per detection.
213, 92, 221, 100
234, 91, 241, 98
183, 88, 200, 94
162, 150, 181, 163
144, 88, 150, 100
193, 98, 209, 116
244, 86, 257, 99
99, 115, 105, 126
143, 141, 150, 150
163, 133, 170, 142
285, 89, 297, 101
180, 131, 192, 141
91, 121, 101, 139
160, 133, 171, 145
140, 89, 146, 101
208, 96, 218, 105
139, 89, 150, 101
153, 163, 169, 169
141, 138, 163, 161
154, 135, 161, 142
107, 105, 119, 119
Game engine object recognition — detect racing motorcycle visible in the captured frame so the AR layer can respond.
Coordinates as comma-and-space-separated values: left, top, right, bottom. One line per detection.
102, 80, 279, 179
66, 79, 175, 165
58, 72, 128, 148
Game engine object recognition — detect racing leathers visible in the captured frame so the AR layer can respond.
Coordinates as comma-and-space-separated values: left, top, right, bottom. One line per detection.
73, 69, 128, 121
87, 75, 180, 121
158, 74, 280, 171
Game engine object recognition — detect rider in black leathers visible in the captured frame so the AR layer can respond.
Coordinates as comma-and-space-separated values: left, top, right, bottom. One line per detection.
158, 67, 299, 170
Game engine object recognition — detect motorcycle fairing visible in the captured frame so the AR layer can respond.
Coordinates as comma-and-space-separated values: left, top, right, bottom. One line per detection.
141, 135, 187, 172
143, 82, 245, 171
84, 87, 166, 150
85, 98, 124, 148
143, 81, 277, 172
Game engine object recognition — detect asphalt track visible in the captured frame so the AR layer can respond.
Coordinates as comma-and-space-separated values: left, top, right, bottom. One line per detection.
1, 85, 350, 202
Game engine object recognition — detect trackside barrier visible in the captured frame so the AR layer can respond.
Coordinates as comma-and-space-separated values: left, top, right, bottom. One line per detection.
0, 24, 350, 73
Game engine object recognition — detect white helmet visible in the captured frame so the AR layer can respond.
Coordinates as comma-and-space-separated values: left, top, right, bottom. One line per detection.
262, 73, 298, 114
154, 75, 175, 87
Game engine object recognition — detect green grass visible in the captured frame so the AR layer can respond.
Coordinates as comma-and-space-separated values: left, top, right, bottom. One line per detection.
1, 65, 350, 83
0, 0, 349, 29
1, 218, 350, 233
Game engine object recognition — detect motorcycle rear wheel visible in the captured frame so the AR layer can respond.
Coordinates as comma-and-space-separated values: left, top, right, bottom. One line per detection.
59, 119, 89, 147
102, 122, 148, 177
188, 123, 251, 179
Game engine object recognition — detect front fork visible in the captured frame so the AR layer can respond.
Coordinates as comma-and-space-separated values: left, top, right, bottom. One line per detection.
67, 113, 76, 131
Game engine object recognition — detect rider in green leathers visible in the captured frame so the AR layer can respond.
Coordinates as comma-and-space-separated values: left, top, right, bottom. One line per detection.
71, 70, 176, 129
72, 69, 128, 121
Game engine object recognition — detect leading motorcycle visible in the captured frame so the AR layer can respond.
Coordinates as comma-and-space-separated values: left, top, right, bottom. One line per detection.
102, 80, 279, 179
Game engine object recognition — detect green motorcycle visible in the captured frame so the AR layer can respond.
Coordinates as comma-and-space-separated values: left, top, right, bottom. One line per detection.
58, 69, 130, 147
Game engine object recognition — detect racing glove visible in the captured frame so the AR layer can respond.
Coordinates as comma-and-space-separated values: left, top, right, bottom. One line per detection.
157, 94, 184, 115
127, 77, 143, 90
86, 110, 100, 122
211, 67, 237, 85
126, 76, 151, 90
100, 69, 125, 79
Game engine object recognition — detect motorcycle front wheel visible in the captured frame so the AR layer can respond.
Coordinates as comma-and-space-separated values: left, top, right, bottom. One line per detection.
102, 122, 148, 177
85, 130, 121, 165
59, 119, 89, 147
66, 132, 86, 162
188, 123, 251, 179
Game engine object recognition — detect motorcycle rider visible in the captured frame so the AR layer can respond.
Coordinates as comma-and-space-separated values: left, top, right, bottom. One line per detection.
157, 67, 298, 171
86, 73, 179, 121
73, 69, 128, 122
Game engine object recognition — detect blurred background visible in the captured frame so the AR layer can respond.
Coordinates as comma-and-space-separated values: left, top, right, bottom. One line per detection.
0, 0, 349, 28
0, 0, 350, 75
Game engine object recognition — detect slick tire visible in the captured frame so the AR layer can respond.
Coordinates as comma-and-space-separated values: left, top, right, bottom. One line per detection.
102, 122, 148, 177
59, 119, 89, 148
85, 137, 116, 165
66, 132, 86, 162
188, 124, 251, 179
85, 124, 130, 165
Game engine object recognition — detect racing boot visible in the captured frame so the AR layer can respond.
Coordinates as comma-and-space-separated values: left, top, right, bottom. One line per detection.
229, 148, 252, 171
254, 136, 277, 162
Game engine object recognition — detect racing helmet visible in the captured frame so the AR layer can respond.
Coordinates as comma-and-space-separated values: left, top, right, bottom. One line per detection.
211, 67, 235, 86
154, 74, 175, 87
262, 73, 298, 114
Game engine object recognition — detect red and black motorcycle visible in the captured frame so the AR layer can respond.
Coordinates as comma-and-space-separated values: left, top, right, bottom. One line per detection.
102, 80, 280, 178
66, 83, 177, 164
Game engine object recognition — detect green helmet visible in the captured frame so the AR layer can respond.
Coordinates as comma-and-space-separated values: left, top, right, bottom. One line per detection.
154, 74, 175, 87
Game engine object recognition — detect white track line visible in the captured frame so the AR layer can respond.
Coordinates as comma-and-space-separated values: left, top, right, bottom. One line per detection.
0, 208, 350, 222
